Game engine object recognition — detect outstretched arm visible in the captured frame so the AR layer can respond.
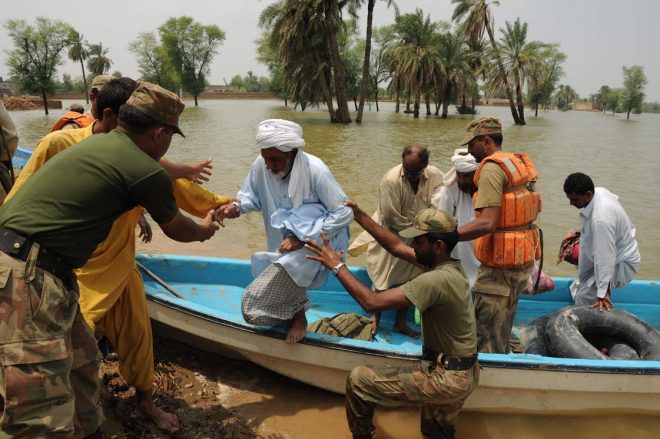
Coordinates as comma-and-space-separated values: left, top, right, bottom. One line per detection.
160, 157, 213, 184
346, 200, 417, 265
305, 233, 412, 313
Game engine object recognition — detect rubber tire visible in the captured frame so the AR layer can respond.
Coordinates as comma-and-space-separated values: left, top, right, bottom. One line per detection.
519, 315, 550, 356
545, 306, 660, 360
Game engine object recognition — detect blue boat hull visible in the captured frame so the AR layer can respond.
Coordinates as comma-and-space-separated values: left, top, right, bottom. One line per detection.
138, 253, 660, 413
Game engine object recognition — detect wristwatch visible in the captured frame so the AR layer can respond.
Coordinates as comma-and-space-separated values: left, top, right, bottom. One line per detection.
231, 201, 241, 214
331, 262, 345, 276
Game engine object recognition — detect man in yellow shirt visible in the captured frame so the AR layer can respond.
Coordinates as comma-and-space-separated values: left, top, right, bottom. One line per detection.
6, 78, 231, 433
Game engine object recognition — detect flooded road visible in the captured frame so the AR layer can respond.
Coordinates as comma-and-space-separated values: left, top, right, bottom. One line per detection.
10, 100, 660, 437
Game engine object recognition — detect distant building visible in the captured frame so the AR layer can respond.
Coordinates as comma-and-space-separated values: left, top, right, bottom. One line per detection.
205, 84, 239, 93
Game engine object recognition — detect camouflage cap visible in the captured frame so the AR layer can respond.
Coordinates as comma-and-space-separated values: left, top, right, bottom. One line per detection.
90, 74, 114, 93
459, 116, 502, 146
125, 82, 186, 137
399, 208, 458, 239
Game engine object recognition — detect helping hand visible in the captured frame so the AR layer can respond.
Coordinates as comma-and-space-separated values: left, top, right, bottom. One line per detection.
137, 211, 153, 243
278, 236, 304, 253
185, 158, 213, 184
305, 232, 343, 269
215, 203, 239, 226
200, 209, 220, 241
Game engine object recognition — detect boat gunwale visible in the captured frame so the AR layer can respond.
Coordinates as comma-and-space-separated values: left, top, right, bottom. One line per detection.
146, 291, 660, 376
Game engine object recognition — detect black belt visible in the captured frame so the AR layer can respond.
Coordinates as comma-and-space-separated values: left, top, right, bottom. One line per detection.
423, 347, 478, 371
0, 228, 74, 284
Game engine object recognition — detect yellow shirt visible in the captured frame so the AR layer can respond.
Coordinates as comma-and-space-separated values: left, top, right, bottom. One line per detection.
7, 124, 231, 329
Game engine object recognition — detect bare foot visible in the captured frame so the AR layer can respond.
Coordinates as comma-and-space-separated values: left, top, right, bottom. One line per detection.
394, 322, 420, 339
371, 312, 381, 336
286, 309, 308, 344
137, 389, 179, 433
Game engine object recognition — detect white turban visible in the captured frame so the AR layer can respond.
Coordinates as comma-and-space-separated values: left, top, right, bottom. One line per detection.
256, 119, 309, 208
256, 119, 305, 151
431, 149, 478, 208
451, 148, 478, 173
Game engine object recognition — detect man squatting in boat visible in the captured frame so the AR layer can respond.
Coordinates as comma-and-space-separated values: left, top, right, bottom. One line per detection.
216, 119, 353, 344
0, 82, 220, 438
306, 208, 478, 439
563, 172, 640, 311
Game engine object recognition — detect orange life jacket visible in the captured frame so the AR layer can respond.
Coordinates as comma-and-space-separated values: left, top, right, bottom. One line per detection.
473, 151, 542, 269
49, 112, 94, 133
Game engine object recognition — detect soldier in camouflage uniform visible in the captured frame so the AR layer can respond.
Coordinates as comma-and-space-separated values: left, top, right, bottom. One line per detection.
306, 208, 478, 439
0, 82, 219, 437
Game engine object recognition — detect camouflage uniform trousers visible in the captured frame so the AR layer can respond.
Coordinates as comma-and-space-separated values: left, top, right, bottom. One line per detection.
472, 264, 533, 354
345, 360, 479, 439
0, 248, 102, 438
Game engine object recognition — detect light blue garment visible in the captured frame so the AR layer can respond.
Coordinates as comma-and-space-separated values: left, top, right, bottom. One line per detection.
237, 152, 353, 289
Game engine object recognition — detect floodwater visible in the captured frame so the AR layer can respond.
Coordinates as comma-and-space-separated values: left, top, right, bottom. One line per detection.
9, 100, 660, 437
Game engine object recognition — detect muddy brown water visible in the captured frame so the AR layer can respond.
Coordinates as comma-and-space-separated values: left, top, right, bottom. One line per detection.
10, 101, 660, 437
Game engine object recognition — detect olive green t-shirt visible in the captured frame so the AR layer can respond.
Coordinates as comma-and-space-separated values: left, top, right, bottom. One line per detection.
400, 260, 477, 357
474, 161, 507, 209
0, 129, 178, 268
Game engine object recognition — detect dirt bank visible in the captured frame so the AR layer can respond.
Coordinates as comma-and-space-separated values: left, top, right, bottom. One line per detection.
100, 337, 262, 439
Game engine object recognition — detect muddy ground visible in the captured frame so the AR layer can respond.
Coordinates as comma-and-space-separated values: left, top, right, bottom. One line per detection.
100, 337, 264, 439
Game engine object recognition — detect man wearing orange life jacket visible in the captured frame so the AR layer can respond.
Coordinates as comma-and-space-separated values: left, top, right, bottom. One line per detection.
456, 116, 542, 354
49, 108, 95, 132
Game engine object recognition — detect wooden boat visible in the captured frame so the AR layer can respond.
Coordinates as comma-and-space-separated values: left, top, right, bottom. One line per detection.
137, 253, 660, 414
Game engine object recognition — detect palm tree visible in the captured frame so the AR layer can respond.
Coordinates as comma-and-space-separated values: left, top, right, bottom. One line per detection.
493, 18, 545, 123
385, 9, 442, 118
355, 0, 393, 123
451, 0, 524, 125
87, 43, 113, 77
67, 30, 89, 103
436, 32, 473, 118
260, 0, 339, 121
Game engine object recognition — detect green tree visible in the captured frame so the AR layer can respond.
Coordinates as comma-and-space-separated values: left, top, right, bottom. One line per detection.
591, 85, 611, 112
62, 73, 73, 91
385, 9, 442, 118
87, 42, 113, 76
526, 44, 565, 116
229, 74, 245, 90
159, 17, 226, 106
67, 29, 89, 103
356, 0, 393, 123
369, 25, 395, 111
5, 17, 74, 114
620, 65, 647, 119
129, 32, 179, 92
436, 31, 473, 118
260, 0, 338, 118
493, 18, 546, 123
555, 84, 578, 110
604, 88, 621, 114
452, 0, 524, 125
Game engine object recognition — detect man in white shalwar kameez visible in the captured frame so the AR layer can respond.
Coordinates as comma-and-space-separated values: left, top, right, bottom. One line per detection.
217, 119, 353, 343
563, 172, 640, 311
431, 149, 480, 286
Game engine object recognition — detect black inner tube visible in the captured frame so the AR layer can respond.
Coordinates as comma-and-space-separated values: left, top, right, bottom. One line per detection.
545, 306, 660, 361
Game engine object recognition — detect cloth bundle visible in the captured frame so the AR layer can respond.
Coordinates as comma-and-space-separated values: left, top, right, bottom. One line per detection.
557, 231, 580, 266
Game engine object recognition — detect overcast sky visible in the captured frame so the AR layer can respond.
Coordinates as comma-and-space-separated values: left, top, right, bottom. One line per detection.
1, 0, 659, 101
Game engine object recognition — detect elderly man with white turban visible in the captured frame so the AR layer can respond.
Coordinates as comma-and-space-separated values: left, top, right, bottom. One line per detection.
217, 119, 353, 343
431, 148, 480, 285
